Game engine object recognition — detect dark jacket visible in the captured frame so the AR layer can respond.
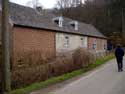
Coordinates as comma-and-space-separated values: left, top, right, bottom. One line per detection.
115, 47, 124, 59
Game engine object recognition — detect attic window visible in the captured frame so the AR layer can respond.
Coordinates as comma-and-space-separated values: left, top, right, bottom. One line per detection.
70, 23, 75, 27
54, 20, 59, 25
53, 17, 63, 27
69, 21, 78, 30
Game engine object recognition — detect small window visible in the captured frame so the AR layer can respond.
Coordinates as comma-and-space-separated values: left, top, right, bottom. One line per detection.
54, 20, 59, 25
70, 23, 75, 27
69, 21, 78, 30
93, 44, 96, 49
104, 44, 107, 50
53, 17, 63, 27
64, 36, 69, 48
81, 38, 84, 47
92, 39, 96, 49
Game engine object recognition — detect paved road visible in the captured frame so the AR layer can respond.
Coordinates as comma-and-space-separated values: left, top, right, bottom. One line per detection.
31, 58, 125, 94
50, 58, 125, 94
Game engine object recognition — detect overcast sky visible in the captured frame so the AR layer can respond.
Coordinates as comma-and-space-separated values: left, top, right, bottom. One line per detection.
10, 0, 58, 9
10, 0, 85, 9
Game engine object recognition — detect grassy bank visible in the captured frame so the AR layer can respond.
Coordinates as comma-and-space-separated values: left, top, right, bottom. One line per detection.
10, 54, 114, 94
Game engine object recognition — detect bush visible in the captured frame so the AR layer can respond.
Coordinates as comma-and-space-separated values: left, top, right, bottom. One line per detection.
48, 55, 74, 77
72, 48, 95, 68
11, 64, 49, 88
12, 49, 54, 71
11, 48, 98, 89
11, 50, 52, 88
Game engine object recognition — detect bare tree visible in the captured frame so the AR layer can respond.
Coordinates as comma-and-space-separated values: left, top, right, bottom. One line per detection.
55, 0, 82, 9
54, 0, 83, 16
26, 1, 34, 8
55, 0, 71, 9
26, 0, 43, 9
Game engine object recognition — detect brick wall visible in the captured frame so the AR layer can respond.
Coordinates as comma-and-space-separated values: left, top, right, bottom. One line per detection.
12, 26, 55, 64
88, 37, 107, 52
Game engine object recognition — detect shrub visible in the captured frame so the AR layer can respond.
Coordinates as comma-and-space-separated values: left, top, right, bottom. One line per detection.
11, 64, 49, 88
72, 48, 95, 68
12, 49, 54, 71
48, 55, 74, 77
11, 48, 98, 89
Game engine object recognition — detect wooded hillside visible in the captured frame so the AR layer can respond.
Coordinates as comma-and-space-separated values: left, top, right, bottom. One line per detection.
54, 0, 125, 46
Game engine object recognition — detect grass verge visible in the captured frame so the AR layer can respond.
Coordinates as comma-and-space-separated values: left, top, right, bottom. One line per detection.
10, 54, 114, 94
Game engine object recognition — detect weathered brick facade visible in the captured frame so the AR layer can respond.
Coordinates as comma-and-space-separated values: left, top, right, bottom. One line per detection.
88, 37, 107, 52
12, 26, 55, 64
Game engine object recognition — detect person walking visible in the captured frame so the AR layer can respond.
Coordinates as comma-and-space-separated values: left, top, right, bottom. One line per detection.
115, 44, 124, 72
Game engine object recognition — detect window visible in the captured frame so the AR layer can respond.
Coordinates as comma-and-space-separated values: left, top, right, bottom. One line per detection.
81, 37, 84, 47
69, 21, 78, 30
92, 39, 96, 49
104, 44, 107, 50
71, 23, 75, 27
64, 36, 69, 48
53, 17, 63, 27
54, 20, 59, 25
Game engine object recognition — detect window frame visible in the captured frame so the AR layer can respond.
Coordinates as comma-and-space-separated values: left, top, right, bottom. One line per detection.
80, 37, 84, 47
64, 36, 70, 48
92, 39, 97, 50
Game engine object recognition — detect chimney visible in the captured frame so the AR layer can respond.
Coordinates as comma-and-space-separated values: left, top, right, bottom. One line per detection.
33, 1, 43, 14
35, 6, 43, 14
36, 6, 43, 14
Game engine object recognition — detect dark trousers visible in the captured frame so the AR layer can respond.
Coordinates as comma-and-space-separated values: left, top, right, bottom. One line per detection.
116, 57, 123, 71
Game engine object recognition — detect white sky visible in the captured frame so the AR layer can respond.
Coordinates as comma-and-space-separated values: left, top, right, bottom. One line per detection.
10, 0, 85, 9
10, 0, 58, 9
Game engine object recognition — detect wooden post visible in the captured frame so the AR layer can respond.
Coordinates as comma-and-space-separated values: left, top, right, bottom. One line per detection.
1, 0, 11, 94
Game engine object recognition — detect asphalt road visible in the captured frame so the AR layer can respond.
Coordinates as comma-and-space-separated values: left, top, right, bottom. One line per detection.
51, 58, 125, 94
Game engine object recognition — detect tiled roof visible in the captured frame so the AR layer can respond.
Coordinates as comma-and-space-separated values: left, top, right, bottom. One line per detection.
3, 2, 106, 39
